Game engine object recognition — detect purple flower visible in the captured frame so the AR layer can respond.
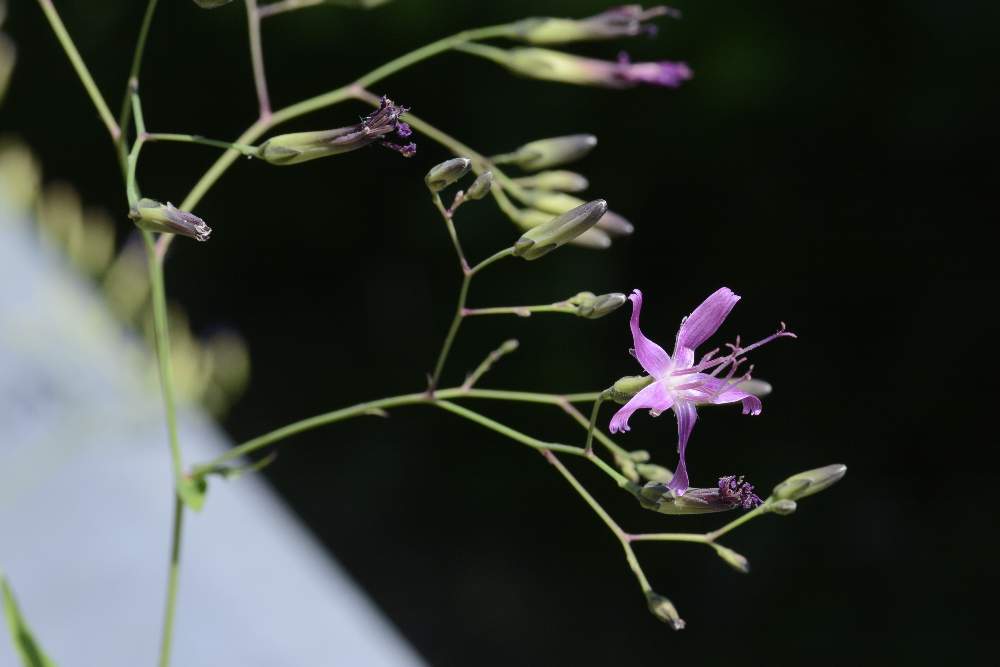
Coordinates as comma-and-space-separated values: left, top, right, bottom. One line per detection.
609, 288, 795, 495
490, 47, 693, 90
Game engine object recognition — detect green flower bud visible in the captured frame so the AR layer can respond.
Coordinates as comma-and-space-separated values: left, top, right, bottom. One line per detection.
522, 191, 633, 237
637, 463, 673, 483
569, 227, 612, 249
192, 0, 234, 8
568, 291, 627, 319
628, 450, 651, 463
772, 464, 847, 501
768, 499, 798, 516
508, 7, 674, 45
512, 199, 607, 260
505, 134, 597, 171
734, 378, 772, 398
609, 375, 655, 404
464, 171, 494, 200
646, 592, 685, 630
636, 483, 737, 515
513, 170, 589, 192
129, 198, 211, 241
713, 545, 750, 574
425, 157, 472, 192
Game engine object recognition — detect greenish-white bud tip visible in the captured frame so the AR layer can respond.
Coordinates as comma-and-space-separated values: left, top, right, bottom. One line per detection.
129, 198, 211, 242
425, 157, 472, 192
713, 545, 750, 574
508, 134, 597, 171
512, 199, 607, 260
609, 375, 655, 404
645, 592, 685, 630
637, 463, 673, 483
513, 170, 589, 192
464, 171, 494, 200
522, 191, 633, 237
192, 0, 234, 8
768, 499, 798, 516
734, 378, 773, 397
772, 464, 847, 501
570, 291, 627, 319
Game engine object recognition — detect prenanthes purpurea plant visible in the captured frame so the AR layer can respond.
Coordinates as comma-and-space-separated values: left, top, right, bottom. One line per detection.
11, 1, 847, 663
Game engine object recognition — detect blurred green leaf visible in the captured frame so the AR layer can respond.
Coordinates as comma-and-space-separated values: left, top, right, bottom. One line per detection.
1, 575, 57, 667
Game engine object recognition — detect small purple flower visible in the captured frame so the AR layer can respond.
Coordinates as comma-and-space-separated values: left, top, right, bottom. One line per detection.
613, 51, 692, 87
362, 96, 416, 157
609, 288, 795, 495
718, 475, 763, 509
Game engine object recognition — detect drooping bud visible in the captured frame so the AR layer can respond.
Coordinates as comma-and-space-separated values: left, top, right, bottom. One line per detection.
509, 6, 678, 44
425, 157, 472, 192
500, 134, 597, 171
569, 291, 627, 319
512, 170, 589, 192
512, 199, 607, 260
712, 545, 750, 574
645, 592, 685, 630
772, 464, 847, 501
192, 0, 234, 8
768, 499, 798, 516
464, 44, 692, 90
257, 96, 414, 165
464, 171, 494, 200
129, 199, 211, 241
609, 375, 655, 404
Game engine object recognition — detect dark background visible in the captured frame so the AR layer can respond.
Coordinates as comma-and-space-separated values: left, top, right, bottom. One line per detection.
5, 0, 998, 664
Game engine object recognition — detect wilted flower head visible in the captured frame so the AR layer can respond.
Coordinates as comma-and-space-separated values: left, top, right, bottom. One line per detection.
512, 5, 680, 44
609, 288, 795, 495
129, 198, 211, 242
638, 473, 762, 514
257, 96, 414, 165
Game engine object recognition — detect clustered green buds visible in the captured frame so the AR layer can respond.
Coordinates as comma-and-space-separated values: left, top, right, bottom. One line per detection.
513, 170, 589, 193
464, 171, 494, 200
771, 464, 847, 501
645, 591, 685, 630
567, 291, 627, 319
129, 199, 211, 241
425, 158, 472, 192
512, 199, 607, 260
500, 134, 597, 171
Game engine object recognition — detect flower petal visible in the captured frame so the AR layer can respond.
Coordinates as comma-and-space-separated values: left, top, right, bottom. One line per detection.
627, 289, 671, 378
675, 287, 740, 354
608, 381, 674, 434
687, 375, 764, 416
666, 401, 697, 495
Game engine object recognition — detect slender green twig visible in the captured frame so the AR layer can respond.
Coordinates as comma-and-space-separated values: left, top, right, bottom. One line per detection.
258, 0, 325, 19
432, 192, 468, 272
245, 0, 271, 118
706, 504, 769, 541
461, 339, 518, 390
158, 496, 184, 667
144, 133, 260, 157
584, 392, 608, 455
434, 401, 584, 456
35, 0, 120, 140
461, 304, 571, 317
117, 0, 160, 164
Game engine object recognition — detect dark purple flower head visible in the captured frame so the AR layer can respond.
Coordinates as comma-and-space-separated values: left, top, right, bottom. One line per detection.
718, 475, 763, 509
609, 288, 796, 495
364, 96, 417, 157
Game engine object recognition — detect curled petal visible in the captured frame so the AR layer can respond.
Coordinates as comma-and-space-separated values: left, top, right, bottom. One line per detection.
693, 376, 764, 415
627, 289, 671, 378
609, 381, 674, 434
675, 287, 740, 354
666, 401, 697, 496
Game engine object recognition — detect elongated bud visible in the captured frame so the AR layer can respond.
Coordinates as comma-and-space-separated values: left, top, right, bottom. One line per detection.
509, 6, 677, 44
637, 483, 735, 515
465, 171, 494, 200
522, 191, 633, 237
473, 45, 692, 90
768, 499, 798, 515
772, 464, 847, 501
502, 134, 597, 171
257, 96, 414, 165
513, 170, 589, 192
425, 157, 471, 192
609, 375, 655, 404
637, 463, 672, 483
512, 199, 607, 260
569, 291, 627, 319
192, 0, 234, 7
646, 592, 685, 630
734, 378, 772, 398
713, 545, 750, 574
129, 199, 211, 241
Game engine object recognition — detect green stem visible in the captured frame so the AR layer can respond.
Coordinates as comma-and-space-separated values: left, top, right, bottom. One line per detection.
117, 0, 160, 162
557, 400, 636, 471
245, 0, 271, 118
435, 401, 583, 456
35, 0, 120, 140
706, 504, 769, 542
461, 339, 518, 390
258, 0, 330, 19
584, 393, 607, 455
144, 133, 260, 156
432, 192, 468, 272
428, 248, 512, 391
461, 304, 570, 317
157, 496, 184, 667
629, 532, 711, 544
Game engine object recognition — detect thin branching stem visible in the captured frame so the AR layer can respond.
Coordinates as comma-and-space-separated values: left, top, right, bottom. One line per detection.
245, 0, 271, 119
118, 0, 160, 167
